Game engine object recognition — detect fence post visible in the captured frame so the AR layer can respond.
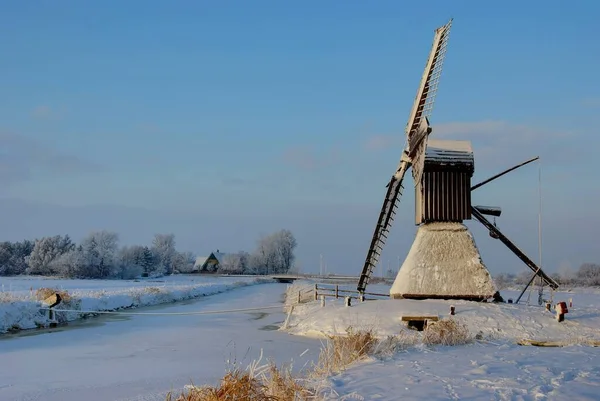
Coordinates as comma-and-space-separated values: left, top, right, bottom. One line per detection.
283, 305, 295, 329
314, 283, 318, 301
345, 296, 351, 307
335, 285, 339, 299
297, 290, 301, 304
321, 295, 325, 307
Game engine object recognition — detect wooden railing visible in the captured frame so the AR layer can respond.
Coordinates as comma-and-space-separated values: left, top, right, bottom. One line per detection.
314, 283, 389, 301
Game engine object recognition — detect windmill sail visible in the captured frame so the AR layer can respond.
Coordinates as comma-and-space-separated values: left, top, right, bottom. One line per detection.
357, 19, 453, 293
407, 19, 452, 186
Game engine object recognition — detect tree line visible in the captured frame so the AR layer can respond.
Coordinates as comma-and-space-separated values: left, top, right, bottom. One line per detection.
494, 263, 600, 289
0, 229, 297, 279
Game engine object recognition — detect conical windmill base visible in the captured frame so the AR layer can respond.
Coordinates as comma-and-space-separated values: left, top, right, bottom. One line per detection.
390, 222, 498, 301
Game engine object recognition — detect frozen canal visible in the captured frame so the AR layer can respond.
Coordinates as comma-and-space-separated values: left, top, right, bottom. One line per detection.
0, 283, 320, 401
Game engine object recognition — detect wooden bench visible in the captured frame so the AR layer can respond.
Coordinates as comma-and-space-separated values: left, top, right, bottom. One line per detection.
401, 315, 439, 331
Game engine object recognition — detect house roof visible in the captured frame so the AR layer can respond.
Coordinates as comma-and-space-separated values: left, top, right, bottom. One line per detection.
194, 256, 208, 268
212, 251, 227, 263
193, 251, 228, 271
425, 139, 474, 166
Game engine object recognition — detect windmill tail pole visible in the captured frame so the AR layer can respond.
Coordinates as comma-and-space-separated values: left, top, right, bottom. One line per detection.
471, 207, 558, 289
471, 156, 539, 191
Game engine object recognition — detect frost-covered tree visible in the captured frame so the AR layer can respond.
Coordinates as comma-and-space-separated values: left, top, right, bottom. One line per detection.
249, 229, 297, 275
576, 263, 600, 286
50, 247, 88, 278
171, 251, 195, 274
116, 245, 148, 279
493, 273, 516, 290
151, 233, 176, 275
79, 231, 120, 278
0, 242, 14, 276
219, 252, 245, 274
26, 235, 75, 275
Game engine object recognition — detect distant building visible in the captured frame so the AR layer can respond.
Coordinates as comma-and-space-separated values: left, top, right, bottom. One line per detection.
193, 249, 227, 273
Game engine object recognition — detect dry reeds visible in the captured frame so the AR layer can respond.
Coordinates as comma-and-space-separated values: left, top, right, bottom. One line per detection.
35, 287, 71, 303
313, 327, 377, 376
167, 360, 316, 401
170, 321, 474, 400
422, 318, 472, 346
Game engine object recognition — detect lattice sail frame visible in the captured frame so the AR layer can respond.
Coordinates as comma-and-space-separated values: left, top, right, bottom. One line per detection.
405, 19, 452, 186
356, 19, 453, 293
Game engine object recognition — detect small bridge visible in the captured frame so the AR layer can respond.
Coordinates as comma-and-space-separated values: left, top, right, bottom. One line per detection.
269, 274, 361, 284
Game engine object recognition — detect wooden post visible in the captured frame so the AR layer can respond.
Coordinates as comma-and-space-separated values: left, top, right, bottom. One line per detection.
335, 285, 339, 299
320, 295, 325, 307
314, 284, 318, 301
449, 305, 455, 315
297, 290, 301, 304
48, 309, 54, 321
345, 296, 351, 307
283, 305, 295, 329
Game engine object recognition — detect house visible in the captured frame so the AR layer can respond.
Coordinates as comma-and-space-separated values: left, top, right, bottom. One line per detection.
193, 249, 227, 273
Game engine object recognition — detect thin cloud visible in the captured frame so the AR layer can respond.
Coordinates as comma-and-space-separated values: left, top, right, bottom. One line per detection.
363, 120, 582, 169
0, 132, 102, 187
364, 135, 403, 151
280, 145, 341, 171
582, 97, 600, 109
31, 105, 66, 121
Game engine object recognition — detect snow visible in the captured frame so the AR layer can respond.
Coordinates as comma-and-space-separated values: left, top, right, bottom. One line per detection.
3, 278, 600, 400
287, 285, 600, 342
425, 139, 474, 164
285, 283, 600, 399
391, 222, 497, 299
0, 275, 264, 334
0, 283, 322, 401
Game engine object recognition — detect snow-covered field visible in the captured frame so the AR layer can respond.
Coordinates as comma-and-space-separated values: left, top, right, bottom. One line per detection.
0, 274, 264, 334
3, 278, 600, 400
283, 281, 600, 400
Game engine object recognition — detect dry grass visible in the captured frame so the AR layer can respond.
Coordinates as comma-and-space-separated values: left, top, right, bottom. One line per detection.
0, 292, 19, 303
422, 318, 473, 346
313, 327, 377, 376
170, 320, 474, 400
35, 287, 72, 303
167, 361, 317, 401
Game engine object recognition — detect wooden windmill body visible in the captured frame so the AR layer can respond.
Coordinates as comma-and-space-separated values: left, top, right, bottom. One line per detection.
391, 139, 496, 300
356, 20, 558, 302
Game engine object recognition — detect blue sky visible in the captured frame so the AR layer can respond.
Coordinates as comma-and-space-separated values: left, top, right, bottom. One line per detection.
0, 1, 598, 276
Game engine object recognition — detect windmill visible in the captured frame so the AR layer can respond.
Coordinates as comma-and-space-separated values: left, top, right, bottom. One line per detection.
356, 19, 558, 301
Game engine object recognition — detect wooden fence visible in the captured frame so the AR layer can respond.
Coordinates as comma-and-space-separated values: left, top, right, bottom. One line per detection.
314, 283, 389, 301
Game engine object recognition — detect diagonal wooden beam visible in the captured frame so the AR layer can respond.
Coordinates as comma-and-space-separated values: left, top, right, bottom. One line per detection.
471, 206, 558, 289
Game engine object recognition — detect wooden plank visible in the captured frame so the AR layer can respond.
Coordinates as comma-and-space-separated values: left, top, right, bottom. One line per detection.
518, 339, 600, 347
401, 315, 439, 322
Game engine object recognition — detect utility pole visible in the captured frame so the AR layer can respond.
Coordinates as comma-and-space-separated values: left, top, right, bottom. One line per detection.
320, 254, 323, 276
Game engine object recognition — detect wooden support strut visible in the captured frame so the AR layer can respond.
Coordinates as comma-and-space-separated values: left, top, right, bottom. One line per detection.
471, 207, 558, 289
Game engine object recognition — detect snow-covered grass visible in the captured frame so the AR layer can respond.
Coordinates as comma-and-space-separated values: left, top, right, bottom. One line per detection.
0, 274, 268, 334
